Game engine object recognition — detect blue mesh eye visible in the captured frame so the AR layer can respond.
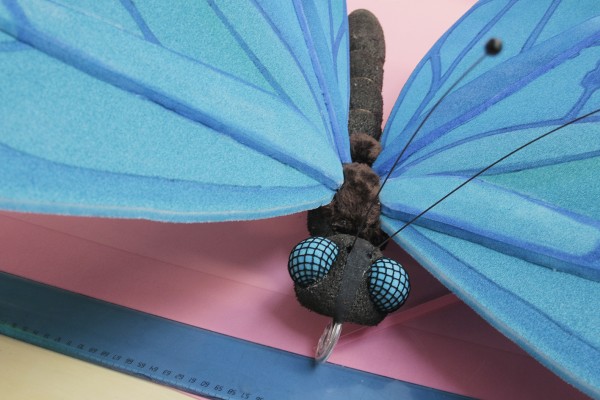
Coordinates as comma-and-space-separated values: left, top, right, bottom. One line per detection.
288, 237, 338, 287
367, 258, 410, 313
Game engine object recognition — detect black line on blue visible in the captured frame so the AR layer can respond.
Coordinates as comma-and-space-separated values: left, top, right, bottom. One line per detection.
387, 226, 600, 354
390, 116, 600, 178
383, 0, 514, 149
380, 107, 600, 247
353, 51, 489, 248
380, 28, 600, 174
402, 0, 514, 143
426, 5, 511, 127
439, 0, 516, 84
434, 149, 600, 178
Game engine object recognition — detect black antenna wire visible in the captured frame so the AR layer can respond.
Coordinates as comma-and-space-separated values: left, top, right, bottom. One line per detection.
378, 106, 600, 248
350, 38, 503, 249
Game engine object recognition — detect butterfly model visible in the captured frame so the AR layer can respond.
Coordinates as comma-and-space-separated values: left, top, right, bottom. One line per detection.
0, 0, 599, 398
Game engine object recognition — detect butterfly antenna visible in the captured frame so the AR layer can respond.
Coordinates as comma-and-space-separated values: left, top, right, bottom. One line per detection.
378, 106, 600, 248
350, 38, 503, 248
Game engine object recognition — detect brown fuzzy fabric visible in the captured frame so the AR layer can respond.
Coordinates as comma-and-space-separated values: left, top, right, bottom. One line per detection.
350, 133, 381, 166
308, 163, 388, 246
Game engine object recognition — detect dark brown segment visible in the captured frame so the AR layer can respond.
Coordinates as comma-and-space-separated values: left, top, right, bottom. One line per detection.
350, 77, 383, 128
307, 205, 335, 238
348, 9, 385, 143
300, 10, 392, 326
348, 108, 381, 139
350, 133, 381, 165
348, 10, 385, 61
307, 163, 388, 246
350, 48, 384, 89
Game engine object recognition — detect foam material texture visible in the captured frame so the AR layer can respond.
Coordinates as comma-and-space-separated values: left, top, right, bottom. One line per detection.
0, 0, 349, 221
1, 0, 599, 396
375, 0, 600, 178
381, 218, 600, 399
378, 1, 600, 397
381, 175, 600, 281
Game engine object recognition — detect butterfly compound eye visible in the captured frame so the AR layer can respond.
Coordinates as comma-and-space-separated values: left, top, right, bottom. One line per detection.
367, 258, 410, 313
288, 237, 338, 287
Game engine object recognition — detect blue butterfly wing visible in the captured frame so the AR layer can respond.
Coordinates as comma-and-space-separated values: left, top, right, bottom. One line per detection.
0, 0, 349, 221
378, 0, 600, 396
375, 0, 600, 176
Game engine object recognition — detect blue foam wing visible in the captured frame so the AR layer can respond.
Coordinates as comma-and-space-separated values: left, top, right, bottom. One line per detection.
375, 0, 600, 177
378, 0, 600, 396
2, 0, 598, 395
0, 0, 349, 221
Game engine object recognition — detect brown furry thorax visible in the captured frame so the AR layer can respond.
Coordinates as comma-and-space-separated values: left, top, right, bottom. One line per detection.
307, 133, 387, 247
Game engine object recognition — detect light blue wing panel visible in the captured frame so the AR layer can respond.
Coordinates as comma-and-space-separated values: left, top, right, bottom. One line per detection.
381, 175, 600, 281
295, 0, 350, 162
380, 169, 600, 396
38, 0, 351, 162
312, 0, 350, 122
0, 0, 349, 221
377, 0, 600, 395
375, 0, 600, 177
380, 218, 600, 399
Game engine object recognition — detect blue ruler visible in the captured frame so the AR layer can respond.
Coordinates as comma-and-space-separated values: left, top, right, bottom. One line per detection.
0, 271, 471, 399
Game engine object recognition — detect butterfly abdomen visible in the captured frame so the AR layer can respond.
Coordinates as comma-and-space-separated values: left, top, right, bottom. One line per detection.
348, 9, 385, 141
307, 10, 388, 247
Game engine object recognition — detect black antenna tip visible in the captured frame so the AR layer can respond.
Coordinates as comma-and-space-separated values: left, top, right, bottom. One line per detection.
485, 38, 502, 56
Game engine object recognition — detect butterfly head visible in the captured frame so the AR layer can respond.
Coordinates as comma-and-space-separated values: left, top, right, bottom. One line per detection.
288, 234, 410, 326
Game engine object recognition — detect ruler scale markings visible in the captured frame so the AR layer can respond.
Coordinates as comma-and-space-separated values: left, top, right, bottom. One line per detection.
0, 271, 471, 400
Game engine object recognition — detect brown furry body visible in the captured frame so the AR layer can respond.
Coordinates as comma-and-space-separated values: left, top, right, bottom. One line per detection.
307, 10, 388, 248
307, 142, 388, 247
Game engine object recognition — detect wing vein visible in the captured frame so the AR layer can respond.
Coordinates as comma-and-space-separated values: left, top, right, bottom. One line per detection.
398, 0, 516, 146
520, 0, 560, 51
207, 0, 298, 111
118, 0, 160, 44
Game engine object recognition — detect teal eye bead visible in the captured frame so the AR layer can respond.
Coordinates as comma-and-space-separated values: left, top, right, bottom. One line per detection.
367, 258, 410, 313
288, 237, 338, 287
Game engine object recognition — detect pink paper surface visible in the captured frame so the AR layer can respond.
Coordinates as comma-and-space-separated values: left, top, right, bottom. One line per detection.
0, 210, 587, 400
0, 1, 590, 399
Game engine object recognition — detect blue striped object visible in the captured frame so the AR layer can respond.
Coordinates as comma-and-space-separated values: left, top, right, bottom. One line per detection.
0, 271, 472, 400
